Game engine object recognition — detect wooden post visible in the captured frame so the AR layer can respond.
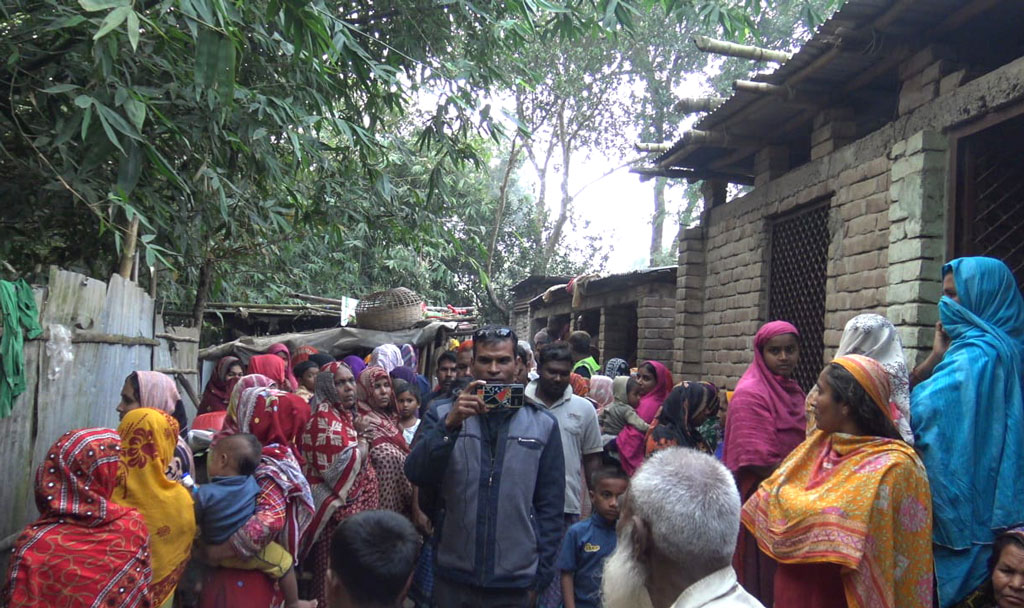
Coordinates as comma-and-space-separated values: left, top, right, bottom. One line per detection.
692, 35, 792, 63
117, 216, 140, 279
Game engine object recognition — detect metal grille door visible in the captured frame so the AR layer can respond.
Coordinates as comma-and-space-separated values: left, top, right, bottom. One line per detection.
955, 114, 1024, 290
768, 203, 830, 393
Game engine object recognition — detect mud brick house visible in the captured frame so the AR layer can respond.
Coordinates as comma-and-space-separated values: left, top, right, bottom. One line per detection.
510, 267, 678, 367
639, 0, 1024, 391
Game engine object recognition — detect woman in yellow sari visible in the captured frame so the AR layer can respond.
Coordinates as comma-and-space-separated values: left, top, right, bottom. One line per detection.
114, 408, 197, 607
741, 354, 934, 608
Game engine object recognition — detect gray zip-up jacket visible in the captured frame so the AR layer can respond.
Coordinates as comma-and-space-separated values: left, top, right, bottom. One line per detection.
405, 398, 565, 591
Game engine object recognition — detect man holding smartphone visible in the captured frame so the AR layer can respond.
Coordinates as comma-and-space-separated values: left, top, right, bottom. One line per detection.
405, 326, 565, 608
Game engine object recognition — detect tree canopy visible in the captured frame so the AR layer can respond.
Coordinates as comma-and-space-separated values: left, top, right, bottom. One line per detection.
1, 0, 840, 325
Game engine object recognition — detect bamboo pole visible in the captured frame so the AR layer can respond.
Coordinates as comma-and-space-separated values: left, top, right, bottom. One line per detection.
117, 216, 140, 279
672, 97, 726, 114
692, 35, 792, 63
636, 142, 674, 153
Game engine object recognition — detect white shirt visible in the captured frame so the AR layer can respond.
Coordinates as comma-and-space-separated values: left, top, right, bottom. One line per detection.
402, 419, 420, 446
671, 567, 765, 608
525, 380, 603, 515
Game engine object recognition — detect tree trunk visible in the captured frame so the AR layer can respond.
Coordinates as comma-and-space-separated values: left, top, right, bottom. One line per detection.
483, 140, 518, 321
539, 108, 572, 274
649, 177, 667, 264
192, 257, 214, 329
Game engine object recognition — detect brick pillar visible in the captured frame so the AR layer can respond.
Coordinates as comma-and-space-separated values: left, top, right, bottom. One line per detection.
811, 108, 856, 160
754, 145, 789, 187
637, 284, 677, 372
898, 45, 959, 116
600, 306, 632, 364
886, 130, 948, 367
674, 226, 706, 379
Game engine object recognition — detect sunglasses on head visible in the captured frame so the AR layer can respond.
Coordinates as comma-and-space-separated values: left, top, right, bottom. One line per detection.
474, 327, 515, 340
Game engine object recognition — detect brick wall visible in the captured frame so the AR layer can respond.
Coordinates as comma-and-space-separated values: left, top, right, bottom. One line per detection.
673, 52, 1024, 389
636, 283, 678, 373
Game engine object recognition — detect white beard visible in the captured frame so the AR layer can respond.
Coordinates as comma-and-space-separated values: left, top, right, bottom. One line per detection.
601, 521, 655, 608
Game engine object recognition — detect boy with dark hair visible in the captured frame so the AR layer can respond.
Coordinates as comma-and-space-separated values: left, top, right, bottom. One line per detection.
328, 510, 422, 608
557, 466, 630, 608
196, 434, 314, 608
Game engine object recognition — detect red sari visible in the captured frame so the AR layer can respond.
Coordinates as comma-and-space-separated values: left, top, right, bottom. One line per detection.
198, 356, 240, 414
4, 429, 153, 608
299, 363, 380, 606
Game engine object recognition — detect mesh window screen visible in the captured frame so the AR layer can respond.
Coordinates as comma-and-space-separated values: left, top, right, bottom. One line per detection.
955, 114, 1024, 290
768, 203, 830, 393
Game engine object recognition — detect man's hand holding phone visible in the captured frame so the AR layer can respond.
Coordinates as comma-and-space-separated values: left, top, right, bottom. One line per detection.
445, 379, 486, 432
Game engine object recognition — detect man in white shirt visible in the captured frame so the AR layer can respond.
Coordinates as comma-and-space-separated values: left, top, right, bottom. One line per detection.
602, 448, 765, 608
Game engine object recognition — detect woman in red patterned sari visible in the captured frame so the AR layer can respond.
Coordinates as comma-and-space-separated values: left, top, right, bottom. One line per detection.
4, 428, 153, 608
356, 366, 413, 517
199, 386, 314, 608
299, 361, 379, 606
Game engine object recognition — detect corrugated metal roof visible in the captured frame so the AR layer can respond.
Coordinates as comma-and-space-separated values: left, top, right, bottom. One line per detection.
653, 0, 1002, 173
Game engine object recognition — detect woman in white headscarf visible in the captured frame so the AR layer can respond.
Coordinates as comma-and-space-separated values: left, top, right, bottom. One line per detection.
806, 313, 913, 444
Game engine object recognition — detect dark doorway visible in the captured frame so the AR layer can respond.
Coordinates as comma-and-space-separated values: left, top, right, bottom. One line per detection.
768, 202, 830, 393
953, 109, 1024, 290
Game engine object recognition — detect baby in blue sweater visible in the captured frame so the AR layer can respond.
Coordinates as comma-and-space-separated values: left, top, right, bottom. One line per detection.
195, 433, 315, 607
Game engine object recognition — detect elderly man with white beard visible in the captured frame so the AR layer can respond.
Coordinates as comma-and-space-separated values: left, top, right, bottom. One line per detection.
601, 448, 764, 608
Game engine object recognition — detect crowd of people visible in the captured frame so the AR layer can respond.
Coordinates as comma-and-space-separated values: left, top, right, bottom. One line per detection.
4, 255, 1024, 608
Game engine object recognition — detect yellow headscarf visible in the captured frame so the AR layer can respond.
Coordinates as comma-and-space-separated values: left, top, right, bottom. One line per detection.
113, 408, 196, 606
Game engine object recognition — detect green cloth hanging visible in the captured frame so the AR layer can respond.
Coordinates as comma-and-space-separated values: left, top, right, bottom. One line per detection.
0, 279, 43, 418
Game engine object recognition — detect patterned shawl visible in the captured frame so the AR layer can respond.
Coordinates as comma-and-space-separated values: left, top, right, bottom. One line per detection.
646, 381, 720, 456
807, 314, 913, 444
569, 373, 590, 397
356, 366, 408, 453
291, 345, 319, 367
911, 257, 1024, 604
4, 429, 153, 608
113, 409, 196, 606
230, 387, 315, 558
369, 344, 403, 373
198, 356, 240, 414
618, 360, 673, 475
604, 358, 630, 378
267, 343, 299, 391
588, 375, 614, 408
221, 373, 277, 436
742, 357, 933, 607
723, 321, 806, 472
299, 364, 371, 547
400, 344, 418, 369
136, 370, 194, 483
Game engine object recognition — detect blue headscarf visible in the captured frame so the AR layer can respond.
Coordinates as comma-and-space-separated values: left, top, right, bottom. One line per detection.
911, 256, 1024, 606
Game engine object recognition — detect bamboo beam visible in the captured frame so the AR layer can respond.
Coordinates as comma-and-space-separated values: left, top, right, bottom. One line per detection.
692, 36, 792, 63
636, 142, 674, 153
672, 97, 726, 115
289, 292, 349, 306
117, 216, 140, 280
155, 332, 200, 343
631, 166, 754, 186
676, 129, 762, 149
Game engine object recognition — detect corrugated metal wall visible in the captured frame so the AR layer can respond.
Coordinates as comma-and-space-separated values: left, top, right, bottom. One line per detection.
0, 267, 197, 572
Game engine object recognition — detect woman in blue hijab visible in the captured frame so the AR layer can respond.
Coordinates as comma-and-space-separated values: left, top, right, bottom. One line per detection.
911, 257, 1024, 607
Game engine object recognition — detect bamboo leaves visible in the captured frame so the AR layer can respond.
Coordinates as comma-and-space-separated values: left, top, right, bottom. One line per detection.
194, 28, 236, 104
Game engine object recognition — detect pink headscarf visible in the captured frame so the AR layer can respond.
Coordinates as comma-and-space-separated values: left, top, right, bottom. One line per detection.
136, 371, 180, 414
617, 360, 673, 475
722, 321, 806, 473
267, 343, 299, 391
588, 375, 614, 409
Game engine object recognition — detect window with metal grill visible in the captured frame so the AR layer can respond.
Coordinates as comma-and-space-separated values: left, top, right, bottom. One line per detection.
953, 111, 1024, 290
768, 203, 830, 393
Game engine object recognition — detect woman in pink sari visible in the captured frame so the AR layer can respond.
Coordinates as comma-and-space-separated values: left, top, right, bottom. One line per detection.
616, 360, 673, 475
722, 320, 806, 606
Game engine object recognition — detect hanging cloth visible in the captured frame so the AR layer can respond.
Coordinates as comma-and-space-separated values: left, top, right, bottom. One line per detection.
0, 279, 42, 418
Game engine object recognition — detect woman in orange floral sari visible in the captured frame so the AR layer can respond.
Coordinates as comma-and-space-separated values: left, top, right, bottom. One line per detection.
355, 366, 412, 517
741, 354, 934, 608
114, 408, 197, 607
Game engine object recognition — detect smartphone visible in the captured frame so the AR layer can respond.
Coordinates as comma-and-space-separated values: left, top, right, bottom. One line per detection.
477, 383, 525, 410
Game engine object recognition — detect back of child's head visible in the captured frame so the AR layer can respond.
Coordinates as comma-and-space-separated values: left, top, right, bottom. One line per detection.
591, 464, 629, 490
217, 433, 262, 476
330, 510, 421, 607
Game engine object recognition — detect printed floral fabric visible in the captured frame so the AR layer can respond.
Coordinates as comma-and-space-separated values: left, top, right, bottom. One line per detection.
4, 429, 153, 608
742, 430, 934, 608
113, 409, 196, 607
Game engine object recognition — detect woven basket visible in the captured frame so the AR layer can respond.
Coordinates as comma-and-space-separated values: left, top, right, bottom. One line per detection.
356, 288, 424, 331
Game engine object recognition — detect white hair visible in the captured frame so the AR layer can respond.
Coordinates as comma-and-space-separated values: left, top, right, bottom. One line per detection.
630, 447, 740, 571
